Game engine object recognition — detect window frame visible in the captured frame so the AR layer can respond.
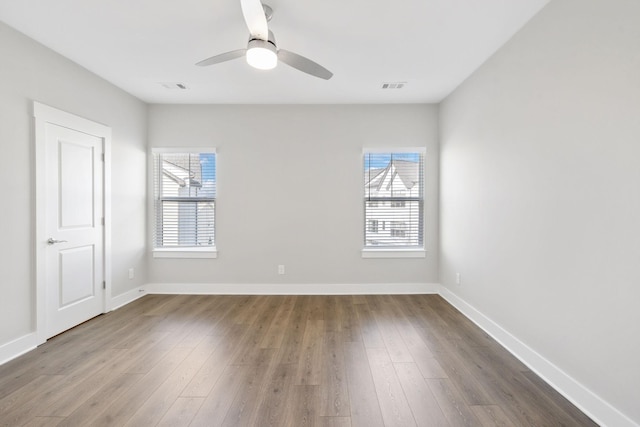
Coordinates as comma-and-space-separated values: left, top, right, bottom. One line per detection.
362, 147, 426, 259
151, 147, 217, 259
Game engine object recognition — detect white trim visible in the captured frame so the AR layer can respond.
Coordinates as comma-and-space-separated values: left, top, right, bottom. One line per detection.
146, 282, 440, 295
152, 248, 218, 259
0, 333, 38, 366
152, 147, 216, 154
110, 287, 147, 311
439, 286, 638, 427
362, 249, 426, 258
103, 115, 113, 312
33, 101, 112, 344
362, 146, 427, 154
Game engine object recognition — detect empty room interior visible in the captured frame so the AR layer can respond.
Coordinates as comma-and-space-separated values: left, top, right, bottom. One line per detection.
1, 0, 639, 425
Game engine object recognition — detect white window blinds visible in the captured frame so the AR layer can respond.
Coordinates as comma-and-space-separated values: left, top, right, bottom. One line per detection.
364, 150, 424, 248
153, 150, 216, 248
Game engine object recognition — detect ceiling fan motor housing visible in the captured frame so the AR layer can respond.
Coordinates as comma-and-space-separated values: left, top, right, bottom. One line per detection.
246, 30, 278, 69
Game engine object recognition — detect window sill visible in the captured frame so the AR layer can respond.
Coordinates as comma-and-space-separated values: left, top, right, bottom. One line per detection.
361, 249, 426, 259
153, 248, 217, 259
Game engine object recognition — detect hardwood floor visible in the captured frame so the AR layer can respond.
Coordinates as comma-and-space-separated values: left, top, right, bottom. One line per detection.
0, 294, 597, 426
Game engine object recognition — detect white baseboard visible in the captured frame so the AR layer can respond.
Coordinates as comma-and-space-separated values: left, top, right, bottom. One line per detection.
439, 286, 638, 427
0, 333, 38, 366
110, 286, 147, 311
145, 282, 440, 295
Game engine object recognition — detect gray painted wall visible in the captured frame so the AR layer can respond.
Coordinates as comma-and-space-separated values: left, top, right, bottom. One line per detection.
440, 0, 640, 423
0, 22, 148, 345
147, 104, 439, 286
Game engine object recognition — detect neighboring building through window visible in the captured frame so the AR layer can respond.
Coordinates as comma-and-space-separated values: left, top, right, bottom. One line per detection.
153, 149, 216, 250
364, 150, 424, 248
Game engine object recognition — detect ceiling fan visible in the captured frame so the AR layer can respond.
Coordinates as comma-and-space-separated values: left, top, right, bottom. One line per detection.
196, 0, 333, 80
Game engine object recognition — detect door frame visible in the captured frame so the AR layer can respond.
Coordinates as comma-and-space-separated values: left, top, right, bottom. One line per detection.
34, 102, 112, 345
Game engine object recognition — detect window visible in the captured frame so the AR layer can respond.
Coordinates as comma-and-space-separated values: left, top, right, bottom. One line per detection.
152, 149, 216, 257
364, 150, 424, 252
390, 221, 407, 237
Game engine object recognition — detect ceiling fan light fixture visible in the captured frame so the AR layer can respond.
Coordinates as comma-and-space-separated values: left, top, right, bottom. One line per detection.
246, 38, 277, 70
197, 4, 332, 79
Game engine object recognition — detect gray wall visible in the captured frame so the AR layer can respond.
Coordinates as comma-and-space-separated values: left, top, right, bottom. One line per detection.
0, 22, 148, 345
439, 0, 640, 423
147, 104, 439, 286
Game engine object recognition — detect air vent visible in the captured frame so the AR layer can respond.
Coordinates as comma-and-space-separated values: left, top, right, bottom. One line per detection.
159, 82, 188, 90
381, 82, 407, 89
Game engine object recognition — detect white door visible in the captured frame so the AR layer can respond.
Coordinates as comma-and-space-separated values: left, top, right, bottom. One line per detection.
42, 119, 105, 338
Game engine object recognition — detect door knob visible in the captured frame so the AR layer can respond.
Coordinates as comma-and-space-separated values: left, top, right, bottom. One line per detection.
47, 238, 68, 245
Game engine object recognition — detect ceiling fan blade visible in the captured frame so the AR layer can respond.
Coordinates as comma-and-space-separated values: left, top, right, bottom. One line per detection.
240, 0, 269, 40
278, 49, 333, 80
196, 49, 246, 67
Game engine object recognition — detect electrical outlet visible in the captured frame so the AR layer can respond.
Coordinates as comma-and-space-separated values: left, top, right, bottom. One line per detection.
278, 265, 285, 275
128, 268, 135, 280
456, 273, 461, 285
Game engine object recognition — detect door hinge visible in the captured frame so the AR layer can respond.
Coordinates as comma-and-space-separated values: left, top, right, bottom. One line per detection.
102, 281, 106, 290
101, 217, 105, 226
101, 153, 105, 162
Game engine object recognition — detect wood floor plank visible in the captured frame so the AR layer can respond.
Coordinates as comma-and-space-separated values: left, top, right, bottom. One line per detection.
354, 303, 385, 349
285, 385, 320, 427
352, 295, 366, 304
0, 374, 64, 426
336, 296, 362, 343
295, 319, 325, 386
323, 296, 341, 333
56, 373, 144, 427
181, 323, 247, 397
230, 297, 282, 365
521, 370, 598, 426
427, 296, 494, 348
453, 337, 597, 426
21, 416, 64, 427
307, 295, 326, 321
253, 363, 296, 426
156, 397, 204, 427
189, 364, 249, 427
41, 331, 170, 417
408, 343, 448, 379
0, 294, 596, 427
260, 295, 296, 349
365, 347, 417, 427
87, 347, 193, 425
470, 405, 513, 426
221, 349, 276, 427
428, 378, 483, 427
276, 296, 310, 365
394, 362, 449, 426
319, 331, 350, 417
318, 416, 352, 427
32, 348, 128, 417
387, 295, 438, 352
343, 342, 385, 427
429, 338, 496, 406
233, 295, 268, 325
123, 335, 220, 426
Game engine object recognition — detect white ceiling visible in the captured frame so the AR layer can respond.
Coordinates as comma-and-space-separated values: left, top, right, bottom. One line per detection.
0, 0, 549, 104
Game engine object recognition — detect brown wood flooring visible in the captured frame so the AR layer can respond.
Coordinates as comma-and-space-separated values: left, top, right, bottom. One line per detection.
0, 294, 597, 426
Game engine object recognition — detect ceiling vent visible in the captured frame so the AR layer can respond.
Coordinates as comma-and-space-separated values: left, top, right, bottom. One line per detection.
159, 82, 188, 90
381, 82, 407, 89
